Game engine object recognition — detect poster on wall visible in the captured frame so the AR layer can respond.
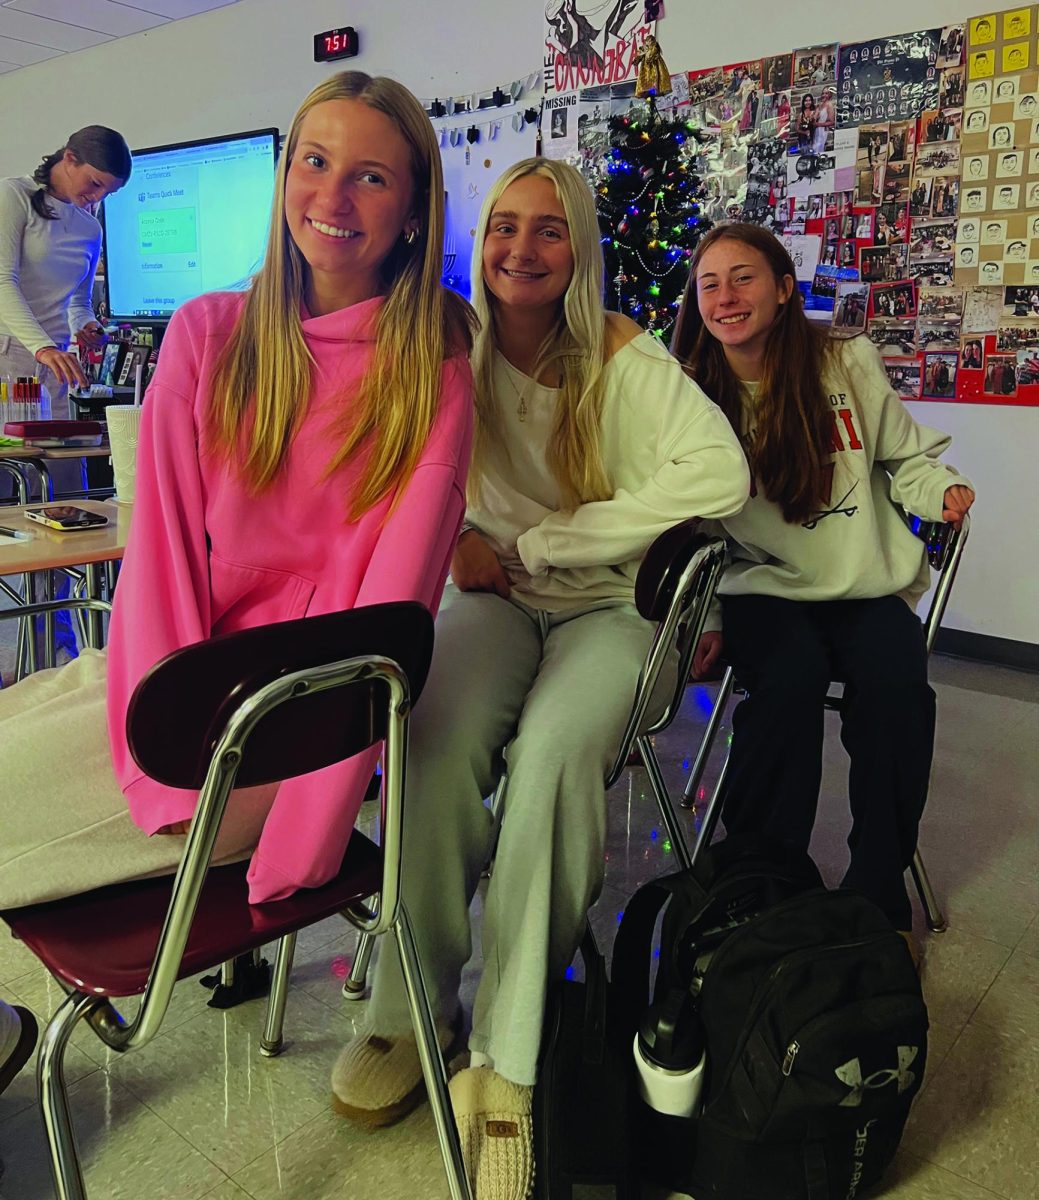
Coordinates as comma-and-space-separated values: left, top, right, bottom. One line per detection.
836, 29, 943, 127
542, 90, 581, 160
543, 0, 653, 97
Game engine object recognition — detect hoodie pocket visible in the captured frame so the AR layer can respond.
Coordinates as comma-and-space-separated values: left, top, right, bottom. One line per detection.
209, 553, 316, 632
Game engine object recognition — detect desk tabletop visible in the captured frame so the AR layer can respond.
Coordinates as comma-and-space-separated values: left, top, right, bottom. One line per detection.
1, 443, 113, 460
0, 499, 130, 573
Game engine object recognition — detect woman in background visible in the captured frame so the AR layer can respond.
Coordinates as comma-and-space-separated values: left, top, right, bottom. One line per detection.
0, 126, 130, 407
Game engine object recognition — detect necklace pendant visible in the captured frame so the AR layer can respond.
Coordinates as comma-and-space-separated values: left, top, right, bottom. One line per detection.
517, 398, 527, 422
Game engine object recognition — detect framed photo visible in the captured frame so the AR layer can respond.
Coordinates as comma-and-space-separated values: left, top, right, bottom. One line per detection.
871, 280, 917, 318
832, 282, 869, 333
984, 353, 1018, 396
885, 358, 923, 399
98, 341, 124, 387
922, 352, 958, 398
960, 338, 984, 369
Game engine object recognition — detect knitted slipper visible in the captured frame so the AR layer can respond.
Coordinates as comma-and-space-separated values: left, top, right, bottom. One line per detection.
448, 1067, 534, 1200
331, 1011, 462, 1129
0, 1006, 38, 1097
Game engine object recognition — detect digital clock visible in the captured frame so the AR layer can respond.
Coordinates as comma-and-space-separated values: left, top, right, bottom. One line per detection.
314, 27, 359, 63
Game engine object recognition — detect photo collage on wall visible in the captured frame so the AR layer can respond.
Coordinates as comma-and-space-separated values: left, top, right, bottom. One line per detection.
501, 1, 1039, 402
672, 6, 1039, 403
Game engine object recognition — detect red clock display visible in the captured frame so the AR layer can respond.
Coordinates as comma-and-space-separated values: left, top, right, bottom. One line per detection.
314, 27, 359, 62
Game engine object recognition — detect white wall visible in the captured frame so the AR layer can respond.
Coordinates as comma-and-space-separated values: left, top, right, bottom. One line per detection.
1, 0, 1035, 645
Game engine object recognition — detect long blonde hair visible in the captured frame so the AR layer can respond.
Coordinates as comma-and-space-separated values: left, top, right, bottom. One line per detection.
208, 71, 475, 519
469, 158, 611, 509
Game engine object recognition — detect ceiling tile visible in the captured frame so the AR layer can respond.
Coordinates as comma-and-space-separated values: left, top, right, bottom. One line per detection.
0, 58, 23, 73
114, 0, 238, 16
0, 9, 113, 50
4, 0, 168, 36
0, 32, 62, 63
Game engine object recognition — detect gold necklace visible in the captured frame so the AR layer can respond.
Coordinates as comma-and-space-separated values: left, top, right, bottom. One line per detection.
499, 359, 530, 422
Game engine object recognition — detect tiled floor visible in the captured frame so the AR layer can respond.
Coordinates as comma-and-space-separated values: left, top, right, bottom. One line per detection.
0, 650, 1037, 1199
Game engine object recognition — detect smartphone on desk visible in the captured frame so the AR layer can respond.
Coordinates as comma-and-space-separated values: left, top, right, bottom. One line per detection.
24, 506, 109, 532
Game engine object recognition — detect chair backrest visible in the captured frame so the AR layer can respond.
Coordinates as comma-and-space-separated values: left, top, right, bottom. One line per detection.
127, 601, 434, 789
634, 518, 710, 623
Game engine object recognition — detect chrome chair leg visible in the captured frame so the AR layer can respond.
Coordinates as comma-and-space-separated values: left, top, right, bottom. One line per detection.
638, 736, 692, 871
910, 849, 948, 933
395, 904, 472, 1200
343, 929, 375, 1000
38, 991, 100, 1200
689, 752, 730, 869
682, 667, 735, 807
260, 932, 297, 1057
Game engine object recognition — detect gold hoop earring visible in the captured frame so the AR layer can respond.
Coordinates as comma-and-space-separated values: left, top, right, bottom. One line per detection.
404, 229, 418, 245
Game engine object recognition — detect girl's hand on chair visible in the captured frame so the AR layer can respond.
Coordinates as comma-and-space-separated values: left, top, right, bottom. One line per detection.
942, 485, 975, 530
451, 530, 511, 596
692, 631, 724, 680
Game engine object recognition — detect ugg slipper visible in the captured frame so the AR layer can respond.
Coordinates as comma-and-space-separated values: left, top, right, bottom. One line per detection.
331, 1011, 462, 1129
449, 1066, 534, 1200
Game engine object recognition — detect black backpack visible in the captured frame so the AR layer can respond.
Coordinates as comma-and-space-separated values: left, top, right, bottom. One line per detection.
612, 838, 928, 1200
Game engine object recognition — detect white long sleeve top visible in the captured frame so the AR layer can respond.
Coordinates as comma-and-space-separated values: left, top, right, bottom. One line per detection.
0, 175, 101, 357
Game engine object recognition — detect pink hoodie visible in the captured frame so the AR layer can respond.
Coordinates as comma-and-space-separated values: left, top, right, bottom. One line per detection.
105, 290, 473, 902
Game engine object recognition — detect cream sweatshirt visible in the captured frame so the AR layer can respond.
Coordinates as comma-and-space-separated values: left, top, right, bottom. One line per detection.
705, 334, 970, 627
467, 331, 750, 611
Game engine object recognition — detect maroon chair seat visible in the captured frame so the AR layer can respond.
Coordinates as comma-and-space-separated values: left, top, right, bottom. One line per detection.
0, 600, 472, 1200
5, 835, 381, 997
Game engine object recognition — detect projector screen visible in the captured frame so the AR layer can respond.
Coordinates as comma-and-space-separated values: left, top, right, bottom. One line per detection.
101, 128, 278, 322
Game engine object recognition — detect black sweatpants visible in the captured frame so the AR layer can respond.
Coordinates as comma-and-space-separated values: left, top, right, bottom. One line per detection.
719, 593, 935, 930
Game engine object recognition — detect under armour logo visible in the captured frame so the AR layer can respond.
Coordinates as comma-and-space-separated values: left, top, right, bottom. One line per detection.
835, 1046, 918, 1107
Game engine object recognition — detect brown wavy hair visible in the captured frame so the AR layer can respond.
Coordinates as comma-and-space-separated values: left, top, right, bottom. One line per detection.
31, 126, 131, 220
671, 224, 834, 524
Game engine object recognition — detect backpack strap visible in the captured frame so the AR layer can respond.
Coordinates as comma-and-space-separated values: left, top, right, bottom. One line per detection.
612, 869, 706, 1035
578, 925, 608, 1066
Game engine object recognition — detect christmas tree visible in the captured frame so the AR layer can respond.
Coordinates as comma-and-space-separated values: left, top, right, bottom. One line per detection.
595, 106, 712, 340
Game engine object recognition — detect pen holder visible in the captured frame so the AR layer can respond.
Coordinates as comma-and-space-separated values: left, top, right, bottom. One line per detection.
107, 405, 143, 505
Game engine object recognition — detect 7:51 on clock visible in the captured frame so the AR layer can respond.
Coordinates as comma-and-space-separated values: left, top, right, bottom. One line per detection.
314, 27, 359, 62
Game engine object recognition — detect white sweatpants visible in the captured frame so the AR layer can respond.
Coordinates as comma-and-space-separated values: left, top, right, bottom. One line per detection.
368, 583, 671, 1086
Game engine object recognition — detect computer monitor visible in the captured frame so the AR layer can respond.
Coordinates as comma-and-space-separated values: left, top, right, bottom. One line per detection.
100, 128, 278, 322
